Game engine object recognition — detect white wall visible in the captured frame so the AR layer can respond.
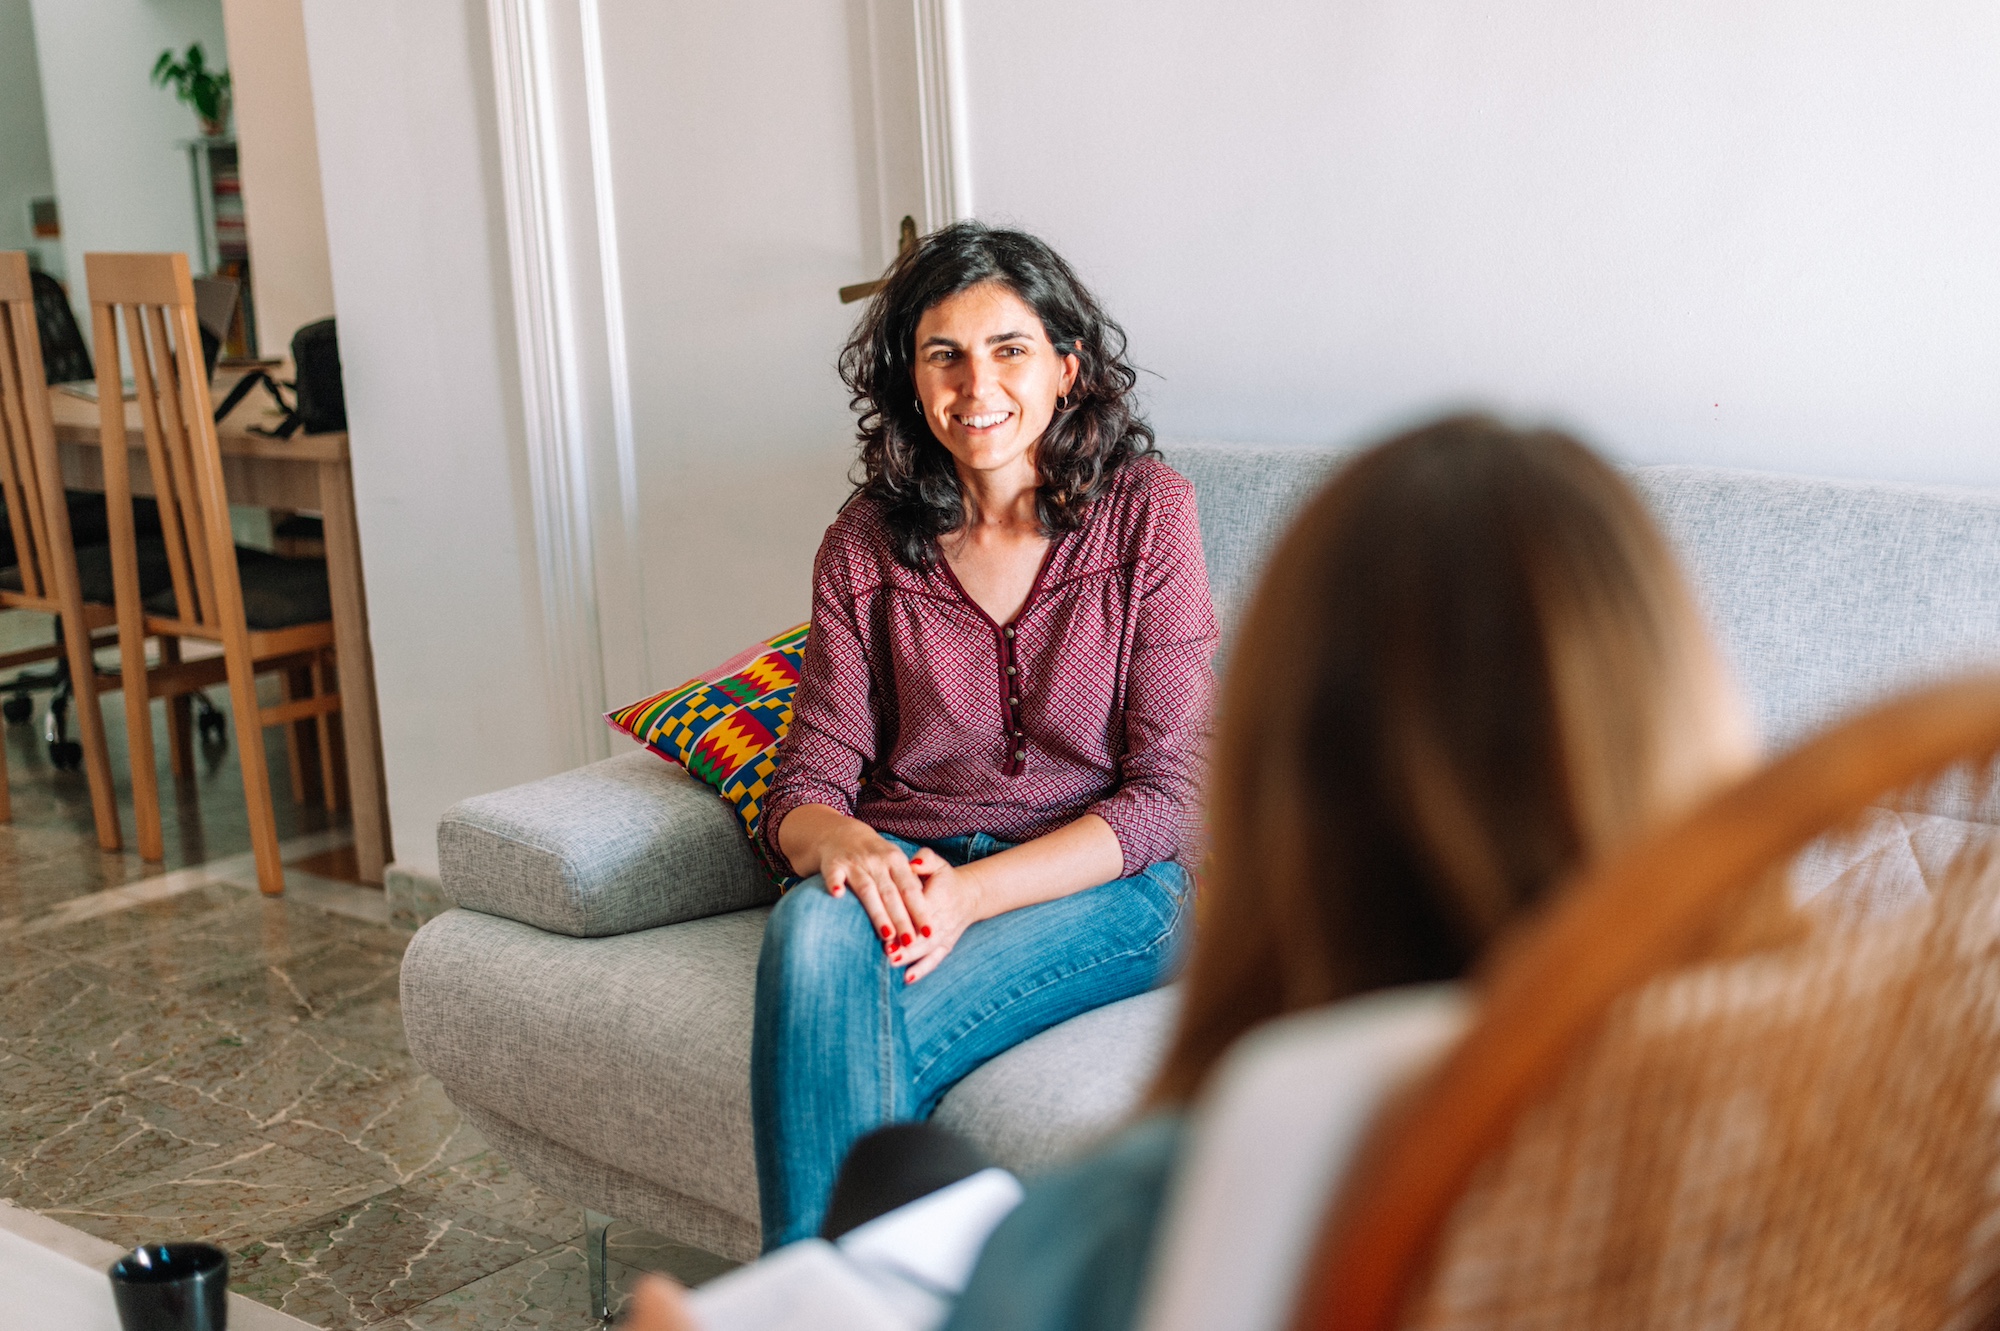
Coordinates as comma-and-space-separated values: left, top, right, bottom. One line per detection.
295, 0, 873, 873
0, 0, 55, 255
301, 0, 567, 876
594, 0, 868, 687
959, 0, 2000, 489
28, 0, 229, 304
220, 0, 335, 351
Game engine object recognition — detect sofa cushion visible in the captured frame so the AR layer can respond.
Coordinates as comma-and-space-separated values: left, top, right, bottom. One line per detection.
402, 905, 1182, 1243
1160, 443, 1343, 638
437, 750, 777, 937
1632, 467, 2000, 751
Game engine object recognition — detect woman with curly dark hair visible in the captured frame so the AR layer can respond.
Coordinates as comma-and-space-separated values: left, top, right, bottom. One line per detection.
750, 221, 1219, 1249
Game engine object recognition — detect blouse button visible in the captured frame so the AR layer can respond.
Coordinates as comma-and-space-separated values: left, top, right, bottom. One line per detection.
1014, 749, 1026, 761
1008, 696, 1018, 706
1006, 666, 1017, 677
1003, 626, 1015, 640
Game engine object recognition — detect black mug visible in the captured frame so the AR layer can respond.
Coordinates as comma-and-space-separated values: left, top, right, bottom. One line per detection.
107, 1243, 228, 1331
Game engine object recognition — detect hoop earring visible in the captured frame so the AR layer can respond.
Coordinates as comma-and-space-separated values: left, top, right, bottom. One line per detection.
914, 396, 924, 416
1057, 393, 1070, 411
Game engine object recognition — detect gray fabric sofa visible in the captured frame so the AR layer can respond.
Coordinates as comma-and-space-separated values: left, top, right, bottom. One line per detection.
401, 442, 2000, 1262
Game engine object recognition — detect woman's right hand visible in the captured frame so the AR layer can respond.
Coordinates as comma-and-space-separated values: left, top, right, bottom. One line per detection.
776, 805, 930, 952
622, 1275, 696, 1330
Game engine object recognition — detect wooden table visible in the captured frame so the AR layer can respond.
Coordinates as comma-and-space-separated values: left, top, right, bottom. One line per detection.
48, 382, 392, 884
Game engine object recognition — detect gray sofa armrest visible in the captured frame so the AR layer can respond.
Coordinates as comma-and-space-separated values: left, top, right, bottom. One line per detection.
437, 749, 779, 937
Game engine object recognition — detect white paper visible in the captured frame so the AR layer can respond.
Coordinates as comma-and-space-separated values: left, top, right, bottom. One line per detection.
690, 1240, 913, 1331
689, 1168, 1025, 1331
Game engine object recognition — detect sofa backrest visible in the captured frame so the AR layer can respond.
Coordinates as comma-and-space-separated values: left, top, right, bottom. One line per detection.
1163, 441, 2000, 764
1163, 443, 1345, 637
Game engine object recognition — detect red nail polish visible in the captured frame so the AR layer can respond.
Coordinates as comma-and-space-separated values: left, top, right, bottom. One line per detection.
899, 933, 912, 947
879, 926, 891, 939
920, 926, 932, 938
904, 972, 915, 984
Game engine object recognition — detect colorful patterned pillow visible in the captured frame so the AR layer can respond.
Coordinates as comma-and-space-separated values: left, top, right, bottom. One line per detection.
606, 623, 808, 883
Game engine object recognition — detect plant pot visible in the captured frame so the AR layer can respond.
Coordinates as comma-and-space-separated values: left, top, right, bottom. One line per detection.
199, 93, 231, 138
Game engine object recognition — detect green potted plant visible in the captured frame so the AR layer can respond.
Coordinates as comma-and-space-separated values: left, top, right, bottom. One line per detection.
152, 43, 232, 137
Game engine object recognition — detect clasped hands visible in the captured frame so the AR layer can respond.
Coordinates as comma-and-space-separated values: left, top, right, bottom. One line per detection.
814, 822, 984, 984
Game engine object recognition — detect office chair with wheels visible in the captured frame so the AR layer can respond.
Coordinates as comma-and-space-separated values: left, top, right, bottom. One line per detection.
30, 268, 90, 387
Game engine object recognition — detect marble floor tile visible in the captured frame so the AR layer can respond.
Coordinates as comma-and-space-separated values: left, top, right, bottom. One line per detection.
0, 960, 160, 1058
312, 995, 413, 1060
405, 1150, 586, 1245
0, 827, 154, 924
262, 1070, 490, 1188
0, 1074, 248, 1212
395, 1242, 640, 1331
230, 1185, 560, 1330
192, 933, 408, 1026
0, 935, 70, 996
0, 1048, 81, 1115
19, 881, 255, 963
49, 1137, 391, 1251
14, 966, 247, 1087
132, 1010, 400, 1140
80, 899, 354, 994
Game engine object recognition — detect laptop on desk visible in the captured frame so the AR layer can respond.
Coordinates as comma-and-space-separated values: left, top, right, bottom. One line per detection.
57, 276, 243, 403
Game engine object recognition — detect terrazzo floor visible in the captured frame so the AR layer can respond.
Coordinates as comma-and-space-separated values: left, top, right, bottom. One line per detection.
0, 611, 735, 1327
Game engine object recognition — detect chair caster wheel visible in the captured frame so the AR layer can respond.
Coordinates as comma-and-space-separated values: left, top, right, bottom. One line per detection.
48, 740, 82, 770
3, 695, 31, 724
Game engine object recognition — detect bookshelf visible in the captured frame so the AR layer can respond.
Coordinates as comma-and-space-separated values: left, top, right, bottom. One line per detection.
180, 136, 257, 357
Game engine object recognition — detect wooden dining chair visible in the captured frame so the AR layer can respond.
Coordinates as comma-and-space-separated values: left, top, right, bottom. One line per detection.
85, 252, 341, 895
0, 252, 122, 849
1303, 674, 2000, 1331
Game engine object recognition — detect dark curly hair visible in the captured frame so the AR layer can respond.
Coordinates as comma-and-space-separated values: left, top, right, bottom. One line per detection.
838, 221, 1156, 569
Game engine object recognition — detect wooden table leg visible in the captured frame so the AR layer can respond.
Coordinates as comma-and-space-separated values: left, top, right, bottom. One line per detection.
319, 457, 390, 882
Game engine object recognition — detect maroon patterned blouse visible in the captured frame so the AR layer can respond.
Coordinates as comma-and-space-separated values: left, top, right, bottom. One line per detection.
762, 458, 1219, 880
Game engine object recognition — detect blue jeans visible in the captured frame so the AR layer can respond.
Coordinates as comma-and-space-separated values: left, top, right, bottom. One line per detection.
750, 832, 1191, 1250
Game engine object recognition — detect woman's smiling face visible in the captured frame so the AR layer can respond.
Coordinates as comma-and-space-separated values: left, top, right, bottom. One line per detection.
912, 281, 1079, 486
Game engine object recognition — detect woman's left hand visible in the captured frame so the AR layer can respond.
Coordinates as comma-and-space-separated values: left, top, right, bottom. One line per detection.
890, 849, 987, 983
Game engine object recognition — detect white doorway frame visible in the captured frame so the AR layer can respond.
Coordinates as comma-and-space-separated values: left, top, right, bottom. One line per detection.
485, 0, 970, 765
